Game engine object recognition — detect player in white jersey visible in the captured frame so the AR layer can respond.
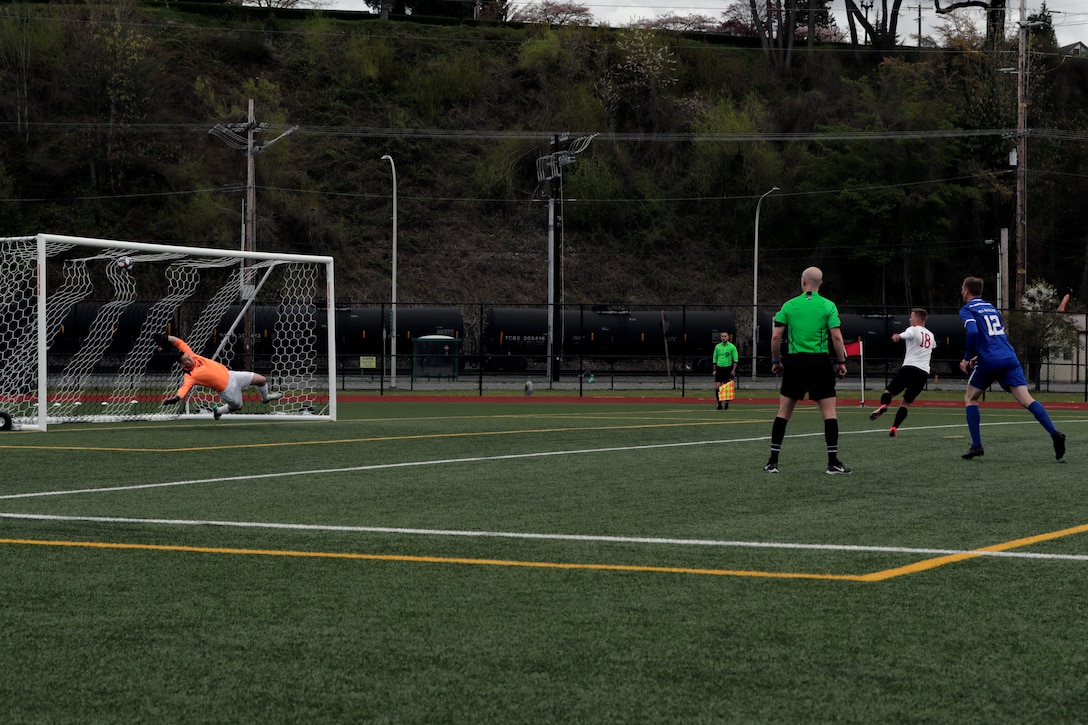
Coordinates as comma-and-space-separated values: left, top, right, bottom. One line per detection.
869, 308, 936, 437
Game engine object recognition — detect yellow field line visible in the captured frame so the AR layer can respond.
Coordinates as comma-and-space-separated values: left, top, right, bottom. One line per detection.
0, 537, 871, 580
7, 522, 1088, 582
859, 521, 1088, 581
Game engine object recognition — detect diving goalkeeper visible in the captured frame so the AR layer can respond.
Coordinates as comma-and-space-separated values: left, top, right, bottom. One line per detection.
157, 334, 281, 419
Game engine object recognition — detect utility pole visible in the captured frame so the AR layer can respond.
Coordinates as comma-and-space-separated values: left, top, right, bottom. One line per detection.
1013, 4, 1047, 309
209, 99, 298, 366
536, 133, 597, 383
903, 5, 924, 46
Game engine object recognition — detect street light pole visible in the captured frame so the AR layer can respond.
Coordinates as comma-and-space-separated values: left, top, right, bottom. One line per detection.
381, 155, 398, 389
752, 186, 779, 381
987, 229, 1009, 309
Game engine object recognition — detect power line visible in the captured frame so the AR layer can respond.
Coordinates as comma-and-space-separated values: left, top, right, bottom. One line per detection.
8, 122, 1088, 143
17, 167, 1088, 206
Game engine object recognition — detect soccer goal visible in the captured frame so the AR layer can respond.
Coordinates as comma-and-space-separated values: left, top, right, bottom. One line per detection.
0, 233, 336, 431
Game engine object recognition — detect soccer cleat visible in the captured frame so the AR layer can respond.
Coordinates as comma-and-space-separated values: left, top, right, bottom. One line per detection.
264, 391, 283, 403
962, 445, 984, 460
723, 402, 729, 410
826, 460, 852, 475
1052, 431, 1066, 461
889, 427, 898, 438
763, 461, 779, 474
717, 403, 723, 410
869, 404, 888, 421
213, 405, 223, 420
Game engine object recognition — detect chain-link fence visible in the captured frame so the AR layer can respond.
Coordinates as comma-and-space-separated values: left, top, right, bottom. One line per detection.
333, 303, 1088, 400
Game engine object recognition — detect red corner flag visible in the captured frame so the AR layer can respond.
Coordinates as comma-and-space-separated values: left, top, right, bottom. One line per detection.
842, 339, 865, 405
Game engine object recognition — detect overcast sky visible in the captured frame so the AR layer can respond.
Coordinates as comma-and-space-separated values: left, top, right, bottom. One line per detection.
320, 1, 1087, 47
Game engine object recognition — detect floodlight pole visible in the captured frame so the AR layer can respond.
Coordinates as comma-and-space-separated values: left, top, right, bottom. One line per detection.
381, 154, 398, 389
752, 186, 779, 381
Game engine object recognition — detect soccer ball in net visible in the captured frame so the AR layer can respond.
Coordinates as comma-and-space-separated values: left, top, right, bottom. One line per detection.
116, 256, 134, 270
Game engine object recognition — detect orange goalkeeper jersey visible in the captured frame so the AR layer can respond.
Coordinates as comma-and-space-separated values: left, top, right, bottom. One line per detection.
174, 338, 230, 397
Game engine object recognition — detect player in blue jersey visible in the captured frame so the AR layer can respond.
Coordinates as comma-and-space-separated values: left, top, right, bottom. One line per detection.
958, 276, 1065, 461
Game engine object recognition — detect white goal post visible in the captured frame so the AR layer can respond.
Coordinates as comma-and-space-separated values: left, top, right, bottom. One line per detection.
0, 233, 336, 431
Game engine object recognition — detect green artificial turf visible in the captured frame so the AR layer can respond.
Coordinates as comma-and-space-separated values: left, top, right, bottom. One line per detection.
2, 400, 1086, 723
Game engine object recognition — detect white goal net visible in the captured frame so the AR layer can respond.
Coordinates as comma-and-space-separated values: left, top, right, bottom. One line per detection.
0, 234, 336, 431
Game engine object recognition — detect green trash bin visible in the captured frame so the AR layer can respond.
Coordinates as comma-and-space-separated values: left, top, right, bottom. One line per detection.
412, 335, 461, 381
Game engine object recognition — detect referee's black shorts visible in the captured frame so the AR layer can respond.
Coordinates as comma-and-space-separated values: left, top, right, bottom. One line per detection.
779, 353, 837, 401
714, 367, 733, 385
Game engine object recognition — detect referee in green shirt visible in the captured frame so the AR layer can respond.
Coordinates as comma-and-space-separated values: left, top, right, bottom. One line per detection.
764, 266, 851, 475
712, 331, 738, 409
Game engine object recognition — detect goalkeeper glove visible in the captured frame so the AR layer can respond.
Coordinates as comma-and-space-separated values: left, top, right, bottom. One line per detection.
163, 395, 181, 405
154, 333, 173, 351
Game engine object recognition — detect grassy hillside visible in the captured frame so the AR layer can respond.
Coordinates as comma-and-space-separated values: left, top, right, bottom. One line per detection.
1, 2, 1087, 309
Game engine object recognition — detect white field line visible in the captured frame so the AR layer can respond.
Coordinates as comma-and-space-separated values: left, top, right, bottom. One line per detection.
0, 419, 1076, 503
3, 420, 1085, 564
2, 511, 1088, 562
0, 434, 781, 500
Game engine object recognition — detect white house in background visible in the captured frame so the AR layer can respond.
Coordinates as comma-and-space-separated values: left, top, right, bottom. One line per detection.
1044, 313, 1088, 384
1060, 42, 1088, 57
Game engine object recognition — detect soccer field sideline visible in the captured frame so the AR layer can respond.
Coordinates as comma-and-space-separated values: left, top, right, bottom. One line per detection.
339, 392, 1088, 410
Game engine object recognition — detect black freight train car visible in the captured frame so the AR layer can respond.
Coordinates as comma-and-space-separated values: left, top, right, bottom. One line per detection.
482, 307, 736, 372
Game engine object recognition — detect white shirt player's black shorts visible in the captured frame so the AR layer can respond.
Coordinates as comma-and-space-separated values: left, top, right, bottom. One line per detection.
885, 365, 929, 404
779, 354, 837, 402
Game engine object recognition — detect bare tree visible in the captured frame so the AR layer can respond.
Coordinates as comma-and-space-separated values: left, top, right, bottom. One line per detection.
628, 14, 719, 33
248, 0, 310, 7
749, 0, 797, 72
843, 0, 907, 53
509, 1, 594, 26
720, 2, 760, 36
934, 0, 1008, 49
0, 6, 38, 145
